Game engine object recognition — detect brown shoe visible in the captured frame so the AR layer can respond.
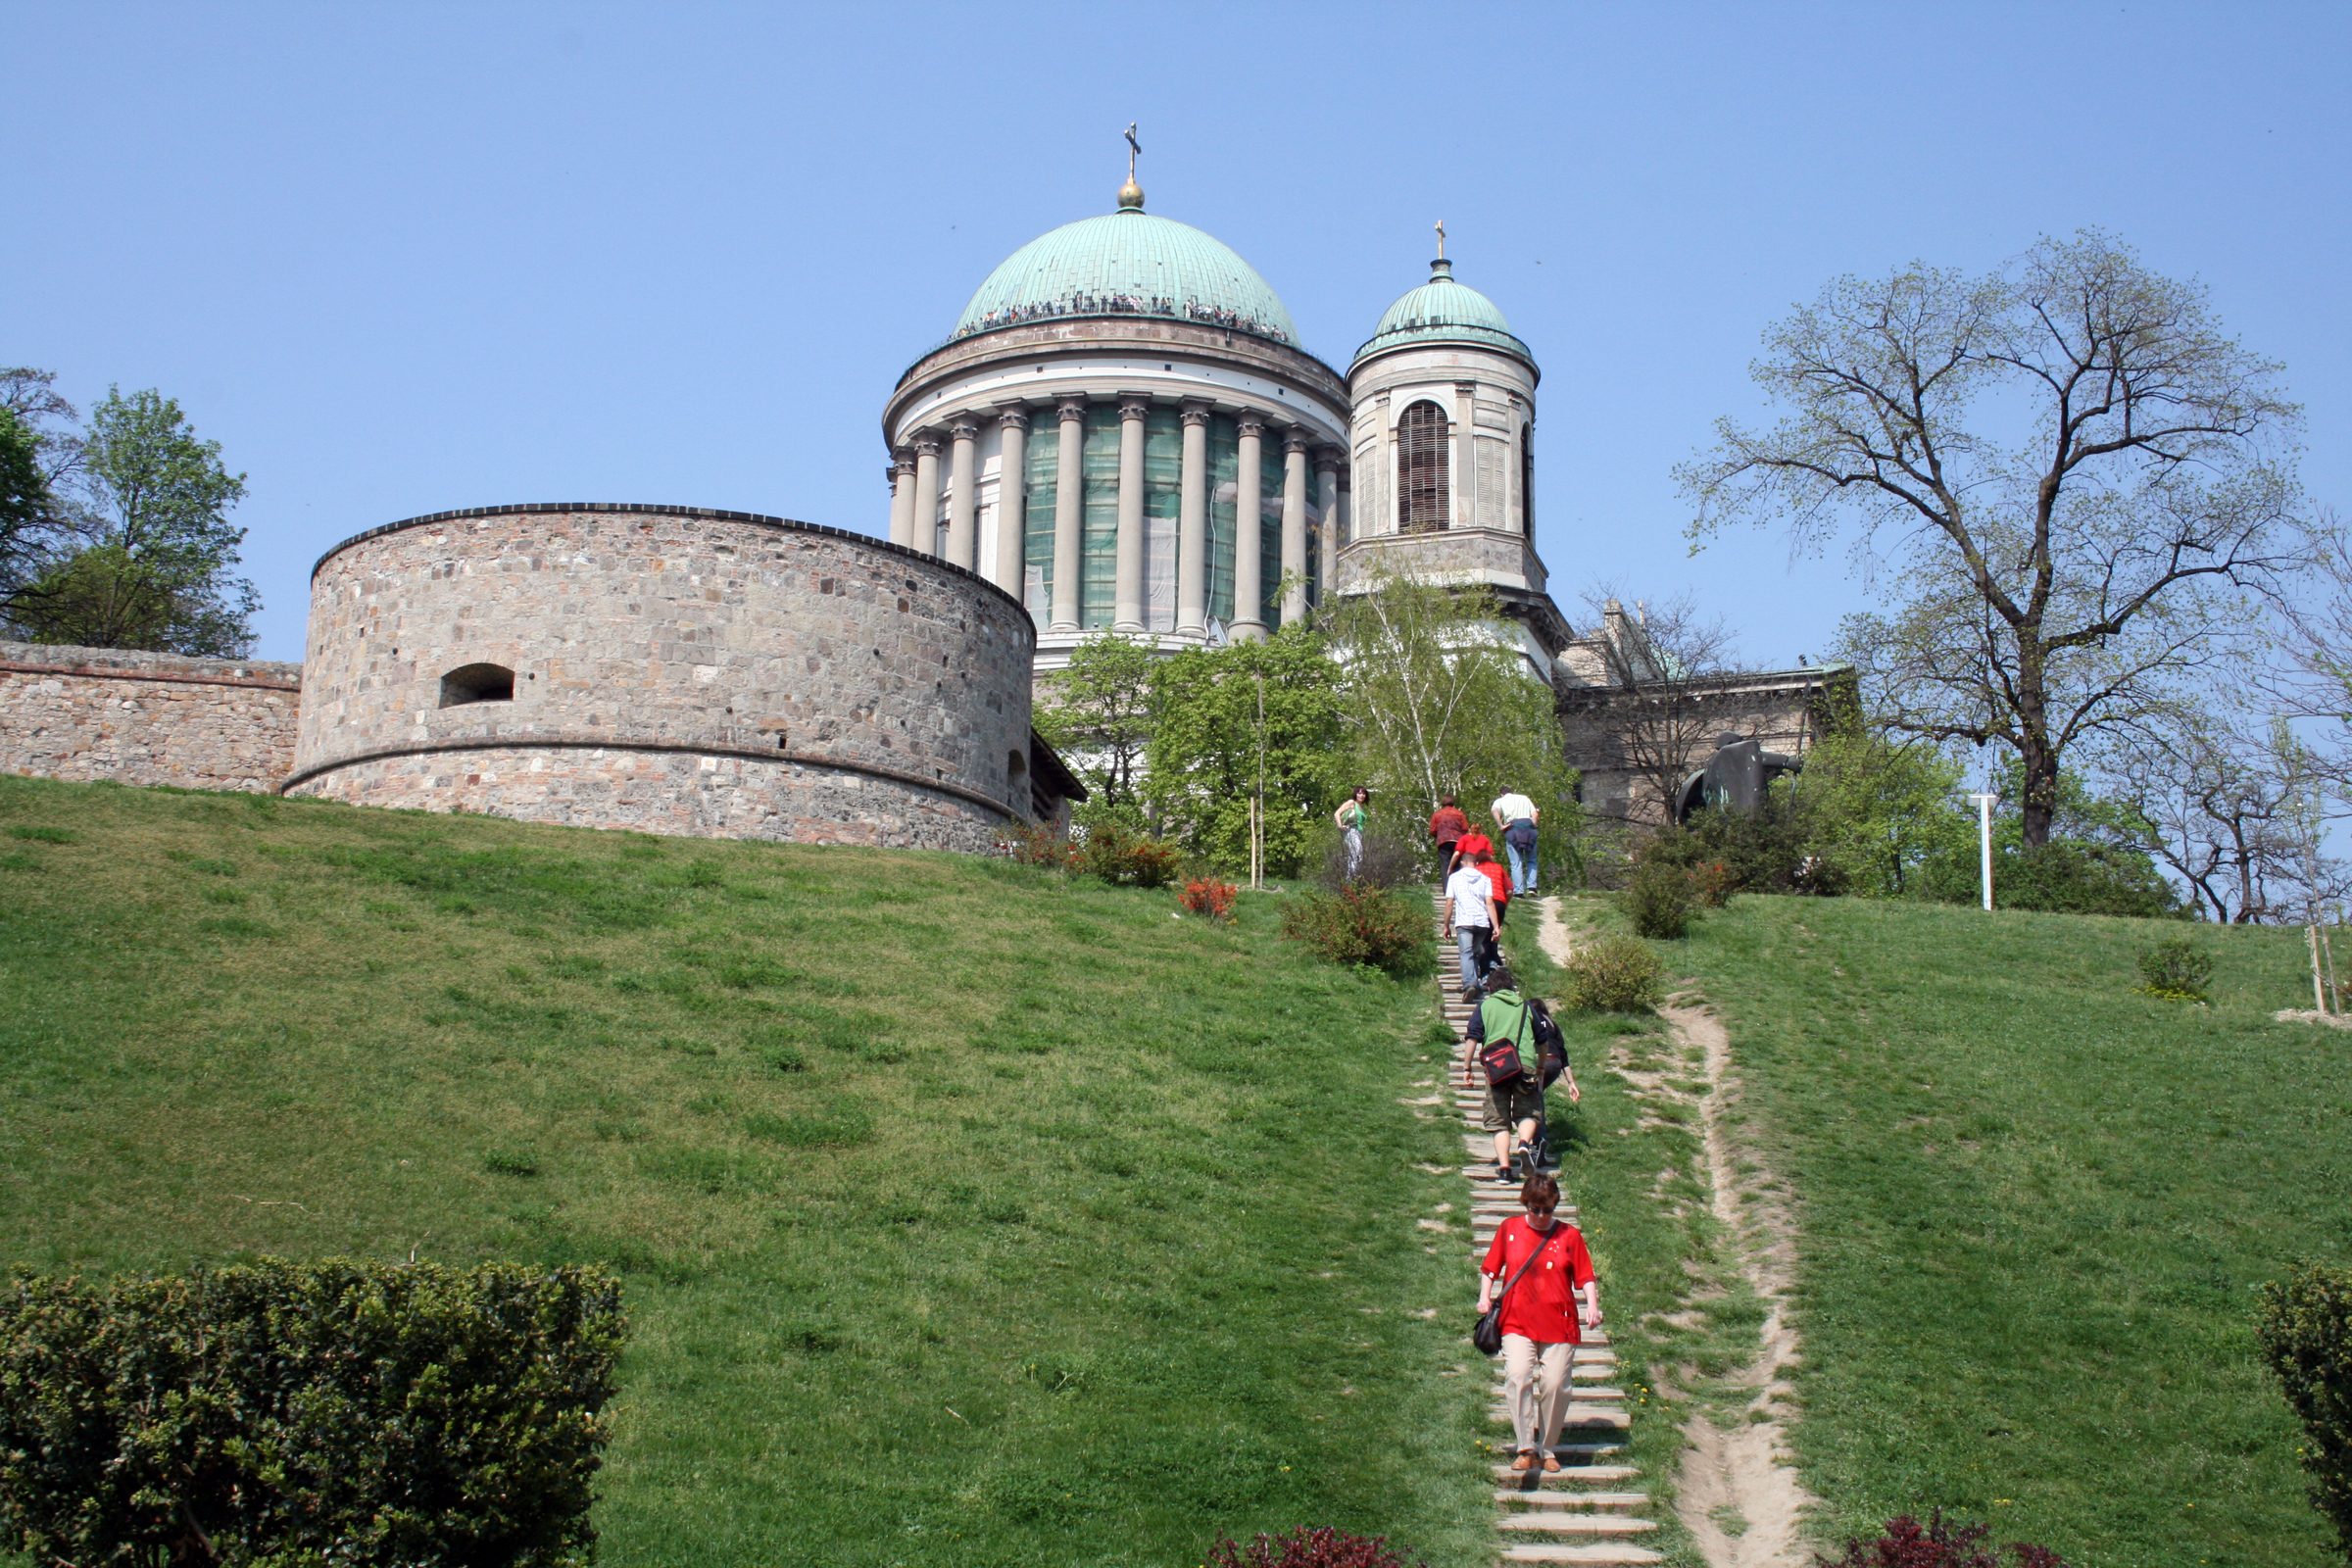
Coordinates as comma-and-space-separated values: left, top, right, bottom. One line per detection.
1509, 1452, 1536, 1473
1543, 1452, 1563, 1473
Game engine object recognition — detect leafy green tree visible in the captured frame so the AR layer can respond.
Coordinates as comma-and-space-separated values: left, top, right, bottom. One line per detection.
1144, 627, 1346, 876
0, 408, 51, 600
12, 387, 256, 655
1318, 564, 1580, 869
1031, 630, 1158, 815
1790, 728, 1971, 897
1683, 230, 2305, 848
1918, 761, 2182, 916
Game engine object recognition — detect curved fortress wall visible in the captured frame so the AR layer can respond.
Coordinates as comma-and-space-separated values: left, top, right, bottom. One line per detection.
289, 504, 1035, 851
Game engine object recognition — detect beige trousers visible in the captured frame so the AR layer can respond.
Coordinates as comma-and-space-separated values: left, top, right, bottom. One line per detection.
1501, 1333, 1573, 1454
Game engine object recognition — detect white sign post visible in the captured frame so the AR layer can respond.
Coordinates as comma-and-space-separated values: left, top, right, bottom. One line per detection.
1966, 793, 1999, 911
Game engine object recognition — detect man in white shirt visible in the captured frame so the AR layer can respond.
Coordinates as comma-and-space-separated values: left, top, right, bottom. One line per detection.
1442, 857, 1498, 996
1492, 790, 1541, 896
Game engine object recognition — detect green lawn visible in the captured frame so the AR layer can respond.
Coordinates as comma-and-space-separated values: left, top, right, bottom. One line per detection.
0, 775, 1498, 1567
1635, 893, 2349, 1566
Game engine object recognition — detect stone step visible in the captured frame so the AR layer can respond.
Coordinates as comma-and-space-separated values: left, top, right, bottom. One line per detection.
1497, 1544, 1664, 1565
1490, 1408, 1632, 1430
1497, 1514, 1658, 1537
1494, 1491, 1650, 1511
1490, 1462, 1641, 1485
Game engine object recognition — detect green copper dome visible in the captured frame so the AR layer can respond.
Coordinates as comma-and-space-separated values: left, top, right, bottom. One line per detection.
1352, 260, 1534, 369
955, 208, 1298, 348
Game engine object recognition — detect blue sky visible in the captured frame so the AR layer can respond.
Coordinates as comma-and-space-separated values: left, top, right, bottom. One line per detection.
8, 1, 2347, 669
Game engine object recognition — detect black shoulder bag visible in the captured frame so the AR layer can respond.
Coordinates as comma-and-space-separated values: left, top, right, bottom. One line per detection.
1473, 1222, 1560, 1357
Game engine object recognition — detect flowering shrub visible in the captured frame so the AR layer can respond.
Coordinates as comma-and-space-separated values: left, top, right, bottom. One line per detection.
1207, 1526, 1427, 1568
1074, 822, 1182, 888
1813, 1510, 2068, 1566
996, 822, 1077, 869
2133, 936, 2214, 1003
1281, 885, 1435, 977
1179, 875, 1238, 921
1690, 858, 1740, 908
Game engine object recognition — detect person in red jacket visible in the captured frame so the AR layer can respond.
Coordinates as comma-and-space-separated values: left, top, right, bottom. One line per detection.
1451, 824, 1494, 880
1476, 847, 1512, 931
1477, 1172, 1600, 1473
1429, 795, 1471, 876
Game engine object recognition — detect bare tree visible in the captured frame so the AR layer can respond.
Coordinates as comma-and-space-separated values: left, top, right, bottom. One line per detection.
1559, 587, 1747, 824
2113, 706, 2295, 923
1682, 230, 2306, 846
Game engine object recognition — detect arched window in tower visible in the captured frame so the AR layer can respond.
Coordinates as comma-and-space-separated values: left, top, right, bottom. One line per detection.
1520, 423, 1535, 537
1397, 400, 1449, 533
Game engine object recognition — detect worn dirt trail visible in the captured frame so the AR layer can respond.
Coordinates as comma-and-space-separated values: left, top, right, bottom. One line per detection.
1538, 901, 1820, 1568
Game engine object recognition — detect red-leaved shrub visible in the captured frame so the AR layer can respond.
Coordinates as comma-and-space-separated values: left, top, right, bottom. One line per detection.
1814, 1510, 2068, 1567
996, 822, 1077, 869
1074, 822, 1182, 887
1179, 876, 1238, 921
1207, 1526, 1426, 1568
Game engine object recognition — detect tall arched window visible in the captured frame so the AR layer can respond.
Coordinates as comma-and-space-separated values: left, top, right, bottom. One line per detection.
1397, 401, 1449, 533
1519, 423, 1535, 537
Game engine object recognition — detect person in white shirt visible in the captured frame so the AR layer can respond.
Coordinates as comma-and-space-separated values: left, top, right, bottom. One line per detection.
1442, 858, 1498, 996
1492, 790, 1541, 896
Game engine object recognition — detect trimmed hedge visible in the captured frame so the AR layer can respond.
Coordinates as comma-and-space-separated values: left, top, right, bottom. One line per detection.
2258, 1261, 2352, 1556
0, 1257, 624, 1566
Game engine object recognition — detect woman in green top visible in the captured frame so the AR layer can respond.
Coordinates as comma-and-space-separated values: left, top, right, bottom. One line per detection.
1333, 786, 1370, 881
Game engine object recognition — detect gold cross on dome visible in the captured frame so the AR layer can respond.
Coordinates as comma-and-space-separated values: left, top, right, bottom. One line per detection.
1125, 122, 1142, 180
1435, 220, 1446, 261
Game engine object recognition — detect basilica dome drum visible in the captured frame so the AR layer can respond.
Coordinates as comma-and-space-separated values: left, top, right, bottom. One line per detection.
881, 177, 1348, 669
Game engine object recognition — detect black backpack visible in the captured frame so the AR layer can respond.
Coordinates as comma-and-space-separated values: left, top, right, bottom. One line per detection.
1530, 998, 1566, 1085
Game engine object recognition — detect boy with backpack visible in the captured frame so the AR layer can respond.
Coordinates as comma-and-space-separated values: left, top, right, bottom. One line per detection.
1460, 966, 1580, 1184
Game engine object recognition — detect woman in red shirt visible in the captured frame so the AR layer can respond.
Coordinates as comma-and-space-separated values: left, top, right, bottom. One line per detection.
1477, 1173, 1600, 1472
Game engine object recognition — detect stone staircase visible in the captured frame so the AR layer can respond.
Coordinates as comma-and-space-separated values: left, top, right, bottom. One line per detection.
1437, 893, 1663, 1565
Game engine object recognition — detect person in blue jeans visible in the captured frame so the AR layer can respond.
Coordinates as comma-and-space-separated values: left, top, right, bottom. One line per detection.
1442, 854, 1498, 996
1491, 789, 1540, 895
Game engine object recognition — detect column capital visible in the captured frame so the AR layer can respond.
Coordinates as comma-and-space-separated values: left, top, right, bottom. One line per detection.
912, 429, 943, 458
948, 417, 980, 442
1283, 426, 1312, 456
886, 466, 901, 489
1236, 409, 1268, 438
1055, 393, 1088, 424
993, 402, 1032, 431
1179, 398, 1213, 427
1314, 443, 1343, 473
892, 447, 916, 475
1116, 393, 1152, 421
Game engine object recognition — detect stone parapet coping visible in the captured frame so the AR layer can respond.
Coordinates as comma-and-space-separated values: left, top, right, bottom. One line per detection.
308, 503, 1034, 626
280, 735, 1020, 821
1, 656, 302, 693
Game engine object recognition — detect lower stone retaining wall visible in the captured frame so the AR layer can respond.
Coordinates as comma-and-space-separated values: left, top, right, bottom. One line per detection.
0, 642, 303, 794
283, 743, 1010, 852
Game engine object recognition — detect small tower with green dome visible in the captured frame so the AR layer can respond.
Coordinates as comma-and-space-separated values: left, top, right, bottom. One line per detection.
1337, 230, 1571, 684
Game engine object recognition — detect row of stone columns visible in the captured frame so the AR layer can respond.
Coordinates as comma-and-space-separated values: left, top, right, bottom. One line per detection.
889, 398, 1346, 641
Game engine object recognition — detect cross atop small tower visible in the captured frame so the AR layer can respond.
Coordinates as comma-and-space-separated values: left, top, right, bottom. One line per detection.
1118, 123, 1145, 210
1434, 219, 1446, 261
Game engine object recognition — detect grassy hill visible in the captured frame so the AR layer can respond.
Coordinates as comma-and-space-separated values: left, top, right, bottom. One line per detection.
0, 773, 1499, 1567
1625, 894, 2351, 1566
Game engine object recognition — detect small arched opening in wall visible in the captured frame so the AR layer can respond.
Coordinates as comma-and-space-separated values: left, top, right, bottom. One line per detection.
1007, 748, 1029, 807
439, 663, 515, 708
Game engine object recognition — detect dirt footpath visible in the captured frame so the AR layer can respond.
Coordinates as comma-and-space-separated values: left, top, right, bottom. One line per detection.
1539, 899, 1821, 1568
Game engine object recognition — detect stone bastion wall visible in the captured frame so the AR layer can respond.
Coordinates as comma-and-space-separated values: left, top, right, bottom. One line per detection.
285, 504, 1038, 851
1, 642, 303, 792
